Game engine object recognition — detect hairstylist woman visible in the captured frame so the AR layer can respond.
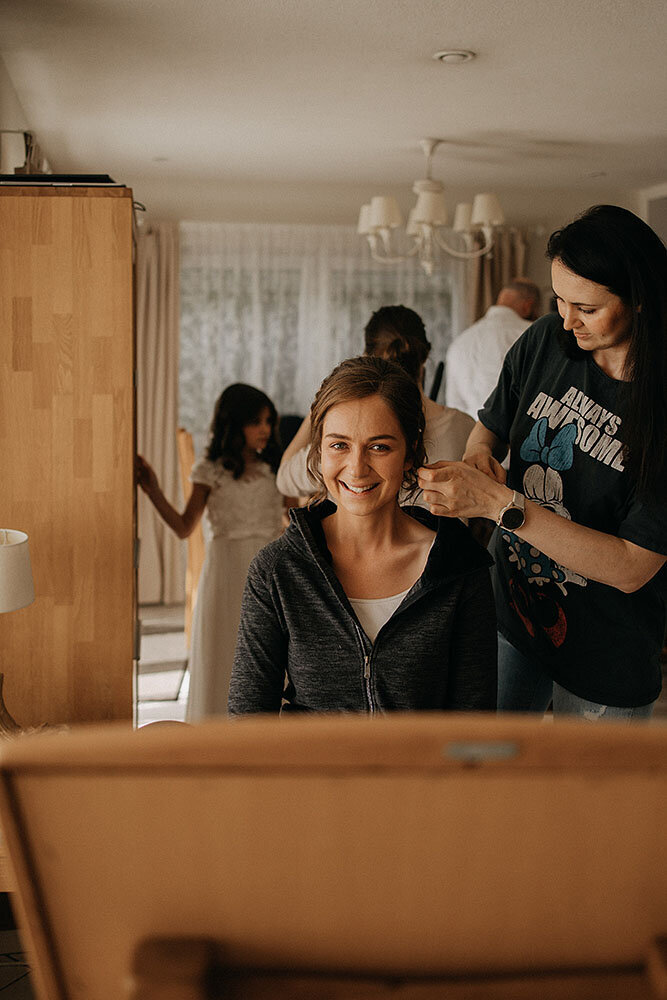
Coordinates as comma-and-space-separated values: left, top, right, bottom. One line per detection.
229, 356, 496, 715
418, 205, 667, 719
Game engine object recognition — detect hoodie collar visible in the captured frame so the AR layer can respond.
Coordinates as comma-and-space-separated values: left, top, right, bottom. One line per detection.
286, 501, 492, 584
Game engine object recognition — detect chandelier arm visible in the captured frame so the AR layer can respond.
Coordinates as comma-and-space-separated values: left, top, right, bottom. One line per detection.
366, 234, 421, 265
432, 228, 493, 260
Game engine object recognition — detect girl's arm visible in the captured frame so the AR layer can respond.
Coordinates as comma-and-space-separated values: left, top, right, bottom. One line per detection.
136, 455, 210, 539
418, 460, 666, 593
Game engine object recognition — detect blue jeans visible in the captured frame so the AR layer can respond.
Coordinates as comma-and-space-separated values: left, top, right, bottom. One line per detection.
497, 633, 655, 721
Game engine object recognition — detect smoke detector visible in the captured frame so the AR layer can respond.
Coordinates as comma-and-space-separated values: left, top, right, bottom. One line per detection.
432, 49, 476, 64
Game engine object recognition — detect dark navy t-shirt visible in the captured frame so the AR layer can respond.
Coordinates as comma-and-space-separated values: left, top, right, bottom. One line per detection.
479, 313, 667, 707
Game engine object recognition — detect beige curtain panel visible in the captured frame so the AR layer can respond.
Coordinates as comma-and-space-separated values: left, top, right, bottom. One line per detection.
135, 222, 185, 604
470, 227, 528, 323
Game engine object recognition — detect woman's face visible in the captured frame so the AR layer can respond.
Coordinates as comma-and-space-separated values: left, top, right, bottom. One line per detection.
551, 258, 634, 357
242, 406, 272, 454
320, 394, 411, 517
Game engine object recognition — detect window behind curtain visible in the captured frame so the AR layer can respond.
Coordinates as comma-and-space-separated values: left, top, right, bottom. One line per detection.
179, 222, 461, 457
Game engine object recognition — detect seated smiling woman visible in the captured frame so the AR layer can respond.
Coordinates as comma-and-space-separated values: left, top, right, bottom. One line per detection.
228, 355, 497, 715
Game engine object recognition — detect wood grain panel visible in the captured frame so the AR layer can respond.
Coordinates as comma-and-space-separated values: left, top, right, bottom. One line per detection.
0, 187, 134, 726
11, 297, 32, 370
0, 717, 666, 997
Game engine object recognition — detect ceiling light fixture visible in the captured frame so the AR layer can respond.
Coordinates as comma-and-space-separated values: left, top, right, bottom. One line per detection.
357, 138, 505, 276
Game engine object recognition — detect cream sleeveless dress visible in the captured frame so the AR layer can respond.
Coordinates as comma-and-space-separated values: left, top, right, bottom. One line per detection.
186, 458, 283, 721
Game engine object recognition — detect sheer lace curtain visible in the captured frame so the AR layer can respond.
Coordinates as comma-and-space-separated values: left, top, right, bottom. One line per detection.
179, 222, 469, 455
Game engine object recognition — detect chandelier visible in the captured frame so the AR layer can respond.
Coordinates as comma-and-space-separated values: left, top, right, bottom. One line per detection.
357, 138, 505, 276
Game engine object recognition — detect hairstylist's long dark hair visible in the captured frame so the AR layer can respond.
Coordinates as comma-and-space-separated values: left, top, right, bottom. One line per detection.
206, 384, 281, 479
547, 205, 667, 497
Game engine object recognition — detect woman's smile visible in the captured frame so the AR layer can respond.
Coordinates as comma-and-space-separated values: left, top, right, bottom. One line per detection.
339, 480, 380, 495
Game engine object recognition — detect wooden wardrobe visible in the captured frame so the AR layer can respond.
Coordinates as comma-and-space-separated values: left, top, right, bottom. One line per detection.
0, 184, 135, 727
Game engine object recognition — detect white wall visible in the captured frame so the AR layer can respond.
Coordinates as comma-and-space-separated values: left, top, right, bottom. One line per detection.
0, 56, 28, 130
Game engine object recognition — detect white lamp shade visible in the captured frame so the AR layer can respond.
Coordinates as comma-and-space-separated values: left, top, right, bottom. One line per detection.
357, 203, 372, 235
369, 196, 403, 229
453, 202, 473, 232
470, 192, 505, 227
412, 190, 448, 226
0, 530, 35, 613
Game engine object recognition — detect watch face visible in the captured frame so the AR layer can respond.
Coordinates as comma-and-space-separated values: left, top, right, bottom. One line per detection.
501, 506, 525, 530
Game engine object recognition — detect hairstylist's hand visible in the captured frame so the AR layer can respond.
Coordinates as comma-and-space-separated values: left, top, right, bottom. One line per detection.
462, 446, 507, 484
417, 461, 511, 520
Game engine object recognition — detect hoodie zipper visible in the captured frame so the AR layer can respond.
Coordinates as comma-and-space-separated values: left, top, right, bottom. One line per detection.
355, 625, 375, 714
363, 653, 375, 714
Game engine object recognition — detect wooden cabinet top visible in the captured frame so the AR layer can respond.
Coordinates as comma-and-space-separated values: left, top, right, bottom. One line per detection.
0, 185, 132, 198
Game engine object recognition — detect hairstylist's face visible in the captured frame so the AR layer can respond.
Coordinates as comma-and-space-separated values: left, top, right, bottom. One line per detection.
242, 406, 272, 455
320, 394, 410, 517
551, 258, 633, 359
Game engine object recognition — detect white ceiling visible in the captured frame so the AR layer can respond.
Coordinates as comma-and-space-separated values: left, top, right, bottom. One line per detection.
2, 0, 666, 225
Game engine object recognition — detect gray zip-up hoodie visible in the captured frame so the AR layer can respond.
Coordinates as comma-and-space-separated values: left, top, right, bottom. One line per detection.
228, 502, 497, 715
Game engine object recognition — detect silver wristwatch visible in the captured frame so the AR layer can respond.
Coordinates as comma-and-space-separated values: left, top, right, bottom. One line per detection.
496, 490, 526, 530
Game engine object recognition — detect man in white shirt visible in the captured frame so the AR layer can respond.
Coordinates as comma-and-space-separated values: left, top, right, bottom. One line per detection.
445, 279, 541, 419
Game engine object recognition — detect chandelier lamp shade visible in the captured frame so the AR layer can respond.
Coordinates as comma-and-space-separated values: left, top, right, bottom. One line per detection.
357, 139, 505, 276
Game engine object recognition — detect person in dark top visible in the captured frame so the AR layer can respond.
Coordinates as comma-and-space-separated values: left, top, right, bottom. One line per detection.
229, 355, 496, 715
418, 205, 667, 719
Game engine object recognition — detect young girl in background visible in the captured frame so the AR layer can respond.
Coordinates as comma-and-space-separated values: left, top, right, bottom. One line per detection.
137, 384, 286, 721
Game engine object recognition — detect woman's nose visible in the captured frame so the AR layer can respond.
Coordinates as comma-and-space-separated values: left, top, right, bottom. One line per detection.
348, 447, 369, 476
561, 304, 580, 330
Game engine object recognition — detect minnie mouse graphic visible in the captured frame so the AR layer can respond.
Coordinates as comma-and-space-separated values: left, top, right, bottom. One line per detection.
503, 417, 587, 647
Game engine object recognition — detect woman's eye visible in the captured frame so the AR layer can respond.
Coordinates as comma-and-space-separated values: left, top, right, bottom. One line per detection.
370, 444, 389, 452
580, 307, 596, 315
330, 441, 347, 450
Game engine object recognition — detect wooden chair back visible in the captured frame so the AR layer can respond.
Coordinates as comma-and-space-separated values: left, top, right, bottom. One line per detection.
0, 714, 666, 1000
176, 428, 205, 647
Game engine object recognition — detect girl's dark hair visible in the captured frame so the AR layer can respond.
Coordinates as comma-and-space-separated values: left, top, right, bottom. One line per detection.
547, 204, 667, 496
306, 355, 426, 505
206, 383, 280, 479
363, 305, 431, 384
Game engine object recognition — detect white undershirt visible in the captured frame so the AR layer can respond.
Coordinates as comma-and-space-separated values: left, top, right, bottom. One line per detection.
349, 587, 411, 643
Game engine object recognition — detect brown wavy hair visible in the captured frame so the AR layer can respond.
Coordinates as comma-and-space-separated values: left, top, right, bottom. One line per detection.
306, 356, 426, 505
363, 305, 431, 383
